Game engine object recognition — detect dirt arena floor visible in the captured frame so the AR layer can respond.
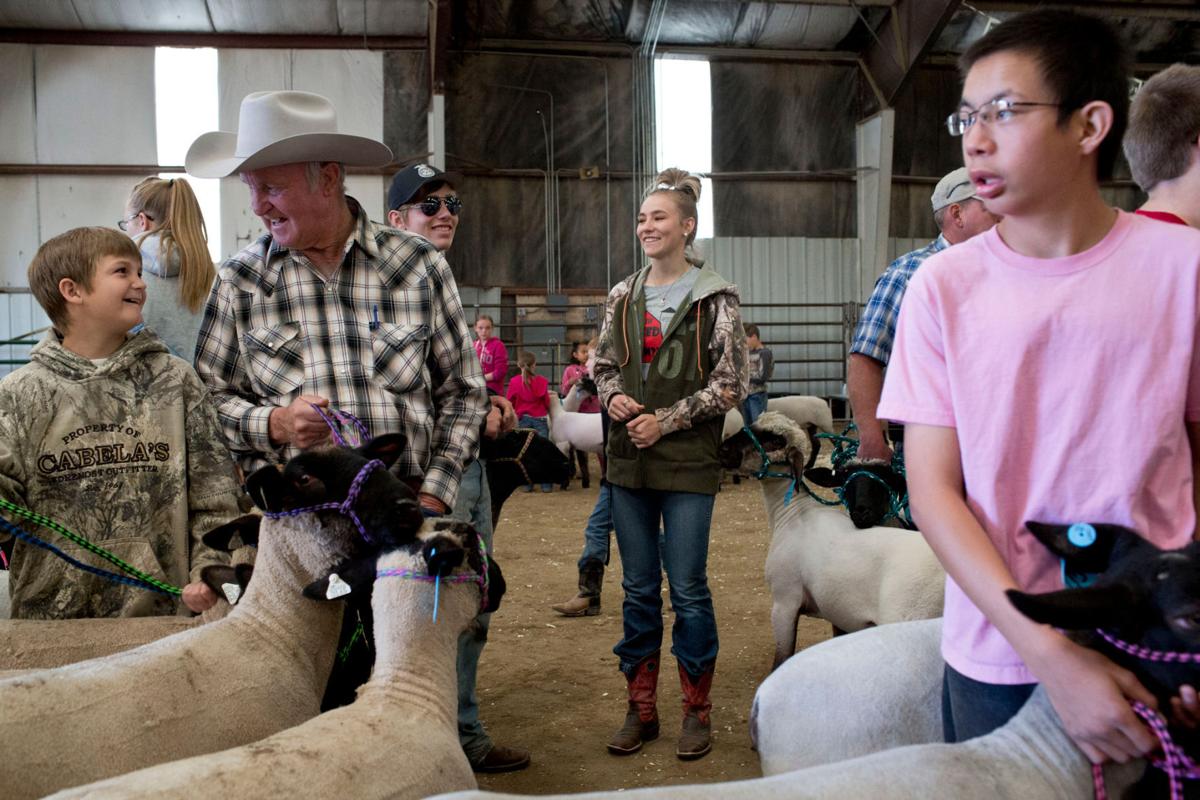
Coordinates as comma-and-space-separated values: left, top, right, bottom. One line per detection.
474, 461, 833, 795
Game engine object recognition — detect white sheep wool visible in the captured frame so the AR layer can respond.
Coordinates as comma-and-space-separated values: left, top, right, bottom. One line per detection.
49, 536, 480, 800
0, 512, 352, 800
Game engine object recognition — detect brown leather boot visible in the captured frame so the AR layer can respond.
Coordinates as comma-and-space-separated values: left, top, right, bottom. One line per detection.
676, 663, 714, 760
607, 652, 660, 755
550, 560, 603, 617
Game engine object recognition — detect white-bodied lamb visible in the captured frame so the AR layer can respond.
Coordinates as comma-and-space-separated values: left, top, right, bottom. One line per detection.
0, 436, 423, 799
752, 617, 944, 775
719, 412, 944, 667
49, 521, 492, 800
430, 688, 1143, 800
722, 395, 835, 441
547, 393, 603, 454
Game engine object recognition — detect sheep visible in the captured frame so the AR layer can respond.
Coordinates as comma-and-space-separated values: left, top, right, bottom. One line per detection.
804, 459, 911, 530
547, 392, 603, 454
0, 434, 424, 799
435, 519, 1200, 800
752, 617, 944, 775
47, 520, 505, 800
481, 426, 572, 527
718, 412, 944, 668
721, 395, 836, 441
431, 687, 1144, 800
0, 561, 255, 672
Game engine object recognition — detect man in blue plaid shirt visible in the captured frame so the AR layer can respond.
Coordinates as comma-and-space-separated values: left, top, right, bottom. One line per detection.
848, 167, 999, 461
186, 90, 487, 519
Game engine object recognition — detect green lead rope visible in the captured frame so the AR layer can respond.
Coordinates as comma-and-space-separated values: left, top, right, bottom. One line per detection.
0, 496, 182, 596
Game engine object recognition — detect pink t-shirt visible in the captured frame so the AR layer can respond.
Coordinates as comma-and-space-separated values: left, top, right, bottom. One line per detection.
879, 211, 1200, 684
562, 363, 601, 413
507, 374, 550, 419
474, 337, 508, 395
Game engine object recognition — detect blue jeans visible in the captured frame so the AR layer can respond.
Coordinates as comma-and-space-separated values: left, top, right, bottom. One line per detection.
451, 458, 495, 761
578, 480, 613, 568
611, 485, 717, 677
518, 415, 554, 492
743, 391, 768, 425
941, 663, 1036, 743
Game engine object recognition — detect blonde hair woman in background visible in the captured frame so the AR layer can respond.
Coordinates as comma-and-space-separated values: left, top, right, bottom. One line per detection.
593, 168, 747, 760
120, 177, 216, 358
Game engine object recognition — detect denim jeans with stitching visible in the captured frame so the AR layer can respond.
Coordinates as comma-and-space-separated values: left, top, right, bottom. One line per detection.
578, 480, 613, 568
941, 662, 1037, 743
743, 391, 768, 426
611, 484, 718, 678
451, 458, 495, 761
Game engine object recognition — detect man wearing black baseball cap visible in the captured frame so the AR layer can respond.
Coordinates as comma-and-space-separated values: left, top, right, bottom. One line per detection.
386, 163, 530, 774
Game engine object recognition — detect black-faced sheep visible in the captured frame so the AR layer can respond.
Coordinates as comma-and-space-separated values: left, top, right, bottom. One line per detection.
718, 412, 943, 668
50, 520, 505, 800
0, 435, 423, 799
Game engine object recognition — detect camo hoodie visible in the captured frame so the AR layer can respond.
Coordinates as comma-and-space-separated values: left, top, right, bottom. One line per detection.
593, 265, 748, 495
0, 330, 239, 619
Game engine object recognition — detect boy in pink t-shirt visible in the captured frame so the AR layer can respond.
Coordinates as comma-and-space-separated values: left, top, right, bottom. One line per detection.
878, 10, 1200, 763
474, 315, 508, 395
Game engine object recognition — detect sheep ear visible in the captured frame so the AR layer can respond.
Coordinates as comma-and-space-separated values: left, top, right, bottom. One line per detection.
486, 558, 507, 612
360, 433, 407, 469
200, 563, 254, 605
1007, 585, 1141, 630
1024, 521, 1134, 574
245, 465, 288, 512
201, 514, 261, 551
303, 555, 379, 602
804, 467, 840, 488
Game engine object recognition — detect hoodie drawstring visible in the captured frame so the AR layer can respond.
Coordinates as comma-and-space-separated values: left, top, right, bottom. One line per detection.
620, 290, 632, 368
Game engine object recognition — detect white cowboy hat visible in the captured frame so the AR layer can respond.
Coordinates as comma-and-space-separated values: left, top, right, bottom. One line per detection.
185, 90, 393, 178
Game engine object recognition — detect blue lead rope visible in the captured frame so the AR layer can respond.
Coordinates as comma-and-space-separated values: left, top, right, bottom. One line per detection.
0, 516, 173, 596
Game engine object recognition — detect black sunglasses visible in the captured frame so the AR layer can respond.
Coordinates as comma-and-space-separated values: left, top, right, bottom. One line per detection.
408, 196, 462, 216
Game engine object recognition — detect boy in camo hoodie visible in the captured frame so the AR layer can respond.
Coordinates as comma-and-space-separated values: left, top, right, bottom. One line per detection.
0, 227, 240, 619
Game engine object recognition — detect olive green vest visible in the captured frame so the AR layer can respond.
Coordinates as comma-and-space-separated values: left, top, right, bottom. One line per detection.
606, 268, 726, 495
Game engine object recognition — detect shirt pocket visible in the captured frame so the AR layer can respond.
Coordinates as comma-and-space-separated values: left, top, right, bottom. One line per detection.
371, 323, 429, 393
243, 322, 305, 399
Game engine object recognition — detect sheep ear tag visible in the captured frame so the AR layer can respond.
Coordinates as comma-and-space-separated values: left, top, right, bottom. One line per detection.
1061, 523, 1098, 588
326, 573, 352, 600
221, 582, 242, 605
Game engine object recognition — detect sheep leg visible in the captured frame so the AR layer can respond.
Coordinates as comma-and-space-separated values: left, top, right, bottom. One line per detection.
770, 598, 803, 671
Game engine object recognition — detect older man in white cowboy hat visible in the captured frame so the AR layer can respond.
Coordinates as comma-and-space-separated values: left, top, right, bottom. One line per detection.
189, 89, 485, 516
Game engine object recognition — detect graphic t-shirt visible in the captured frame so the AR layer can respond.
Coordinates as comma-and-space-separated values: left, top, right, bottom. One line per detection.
641, 268, 700, 378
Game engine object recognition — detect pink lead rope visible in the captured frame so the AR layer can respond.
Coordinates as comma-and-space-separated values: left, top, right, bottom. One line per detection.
1091, 629, 1200, 799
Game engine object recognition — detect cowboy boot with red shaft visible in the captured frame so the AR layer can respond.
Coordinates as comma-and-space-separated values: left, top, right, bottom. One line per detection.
676, 663, 714, 760
607, 652, 660, 754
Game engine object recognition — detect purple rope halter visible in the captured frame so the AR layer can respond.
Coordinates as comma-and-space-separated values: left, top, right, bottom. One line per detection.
262, 459, 385, 544
307, 402, 370, 448
1091, 629, 1200, 800
376, 531, 492, 615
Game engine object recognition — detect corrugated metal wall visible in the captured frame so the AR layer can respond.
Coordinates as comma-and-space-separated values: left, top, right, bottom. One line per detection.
710, 236, 859, 398
1, 291, 50, 378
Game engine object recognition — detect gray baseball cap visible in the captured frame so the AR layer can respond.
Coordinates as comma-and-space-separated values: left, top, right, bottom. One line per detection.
930, 167, 977, 212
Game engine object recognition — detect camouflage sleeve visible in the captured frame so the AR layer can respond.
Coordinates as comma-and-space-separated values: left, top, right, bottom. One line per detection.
655, 292, 749, 437
183, 376, 239, 582
593, 282, 630, 410
0, 390, 28, 544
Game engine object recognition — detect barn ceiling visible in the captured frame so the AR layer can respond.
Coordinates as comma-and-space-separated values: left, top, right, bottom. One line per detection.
0, 1, 1195, 63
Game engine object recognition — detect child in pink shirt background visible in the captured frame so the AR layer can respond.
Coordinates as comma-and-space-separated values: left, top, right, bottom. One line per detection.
508, 351, 554, 492
877, 9, 1200, 763
474, 314, 508, 395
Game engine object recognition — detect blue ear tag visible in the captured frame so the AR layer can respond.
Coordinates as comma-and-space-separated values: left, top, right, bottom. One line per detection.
784, 479, 795, 506
1067, 523, 1097, 548
431, 547, 440, 624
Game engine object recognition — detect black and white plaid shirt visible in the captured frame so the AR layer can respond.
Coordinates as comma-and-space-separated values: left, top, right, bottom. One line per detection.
194, 197, 487, 506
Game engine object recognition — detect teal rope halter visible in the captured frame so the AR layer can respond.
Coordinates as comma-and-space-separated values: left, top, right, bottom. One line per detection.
742, 426, 799, 505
